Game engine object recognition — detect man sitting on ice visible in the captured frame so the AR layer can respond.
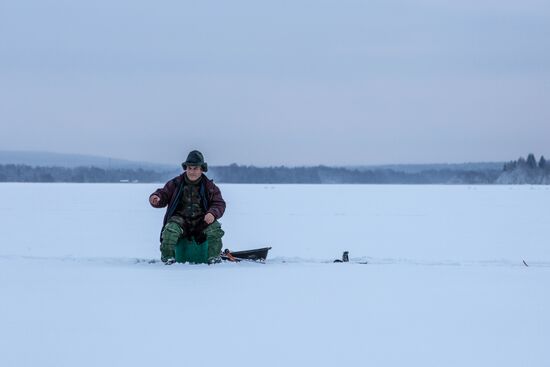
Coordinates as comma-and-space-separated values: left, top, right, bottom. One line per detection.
149, 150, 226, 265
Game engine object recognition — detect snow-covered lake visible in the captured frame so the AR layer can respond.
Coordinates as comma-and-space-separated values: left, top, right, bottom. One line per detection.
1, 183, 549, 366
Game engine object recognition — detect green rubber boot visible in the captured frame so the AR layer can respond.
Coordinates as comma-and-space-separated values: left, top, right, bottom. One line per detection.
205, 221, 225, 262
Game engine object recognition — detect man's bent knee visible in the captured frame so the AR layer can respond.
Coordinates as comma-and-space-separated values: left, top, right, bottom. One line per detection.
161, 221, 183, 247
205, 221, 224, 240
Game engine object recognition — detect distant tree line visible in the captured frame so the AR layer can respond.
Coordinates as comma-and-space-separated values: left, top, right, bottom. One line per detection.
1, 154, 548, 184
503, 153, 547, 171
0, 164, 162, 183
0, 163, 500, 184
209, 164, 500, 184
497, 154, 550, 184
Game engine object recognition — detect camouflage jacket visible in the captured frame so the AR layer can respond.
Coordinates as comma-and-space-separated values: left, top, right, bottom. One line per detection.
150, 174, 226, 229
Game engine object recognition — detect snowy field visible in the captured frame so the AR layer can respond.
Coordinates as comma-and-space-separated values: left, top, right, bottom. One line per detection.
1, 183, 549, 366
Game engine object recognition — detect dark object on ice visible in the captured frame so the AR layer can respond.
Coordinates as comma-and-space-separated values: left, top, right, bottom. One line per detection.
523, 259, 529, 267
334, 251, 350, 263
222, 247, 272, 262
342, 251, 349, 262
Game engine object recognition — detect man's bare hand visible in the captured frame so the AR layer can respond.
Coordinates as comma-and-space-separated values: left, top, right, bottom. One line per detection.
204, 213, 215, 224
149, 195, 161, 206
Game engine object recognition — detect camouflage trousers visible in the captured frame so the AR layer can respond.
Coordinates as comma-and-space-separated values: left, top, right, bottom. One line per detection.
160, 216, 224, 262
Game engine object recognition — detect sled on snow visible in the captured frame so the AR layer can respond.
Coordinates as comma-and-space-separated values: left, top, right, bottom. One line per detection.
221, 247, 272, 263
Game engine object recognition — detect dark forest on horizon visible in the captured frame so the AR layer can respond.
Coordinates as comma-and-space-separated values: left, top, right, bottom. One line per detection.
1, 154, 548, 184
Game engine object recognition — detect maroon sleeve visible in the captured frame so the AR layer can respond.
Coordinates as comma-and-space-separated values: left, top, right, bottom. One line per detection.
149, 176, 180, 208
206, 180, 226, 219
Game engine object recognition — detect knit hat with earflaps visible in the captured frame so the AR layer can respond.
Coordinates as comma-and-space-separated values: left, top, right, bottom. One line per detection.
182, 150, 208, 172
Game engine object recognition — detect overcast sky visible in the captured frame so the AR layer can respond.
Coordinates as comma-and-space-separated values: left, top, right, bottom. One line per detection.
1, 0, 549, 166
